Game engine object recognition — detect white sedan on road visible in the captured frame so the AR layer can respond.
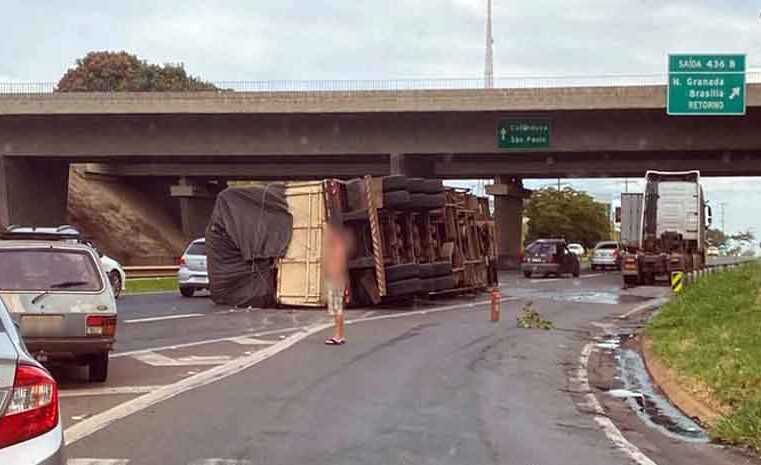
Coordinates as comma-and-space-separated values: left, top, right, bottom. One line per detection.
567, 243, 586, 257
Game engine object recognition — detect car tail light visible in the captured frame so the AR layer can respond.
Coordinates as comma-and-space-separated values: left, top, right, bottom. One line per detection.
178, 256, 186, 267
0, 364, 58, 448
86, 315, 117, 337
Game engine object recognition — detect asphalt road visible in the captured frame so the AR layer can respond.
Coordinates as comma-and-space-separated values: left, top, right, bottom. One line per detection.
59, 272, 753, 465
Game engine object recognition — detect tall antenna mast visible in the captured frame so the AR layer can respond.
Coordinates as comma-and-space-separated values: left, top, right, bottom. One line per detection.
485, 0, 494, 88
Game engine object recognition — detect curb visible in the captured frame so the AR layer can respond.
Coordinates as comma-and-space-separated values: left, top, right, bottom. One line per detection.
641, 336, 727, 426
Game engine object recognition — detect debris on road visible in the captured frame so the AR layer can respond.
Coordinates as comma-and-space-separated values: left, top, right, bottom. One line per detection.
516, 302, 553, 330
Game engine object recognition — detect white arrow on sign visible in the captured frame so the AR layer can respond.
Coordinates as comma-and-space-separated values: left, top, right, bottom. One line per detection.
729, 87, 741, 100
499, 127, 507, 141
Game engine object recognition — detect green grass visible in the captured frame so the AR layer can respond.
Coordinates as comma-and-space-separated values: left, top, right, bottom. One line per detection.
647, 262, 761, 452
124, 277, 178, 294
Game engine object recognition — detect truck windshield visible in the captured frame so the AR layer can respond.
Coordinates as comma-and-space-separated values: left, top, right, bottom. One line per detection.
0, 249, 103, 292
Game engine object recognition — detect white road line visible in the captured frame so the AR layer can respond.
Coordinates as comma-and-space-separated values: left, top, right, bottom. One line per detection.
189, 460, 252, 465
123, 313, 203, 324
576, 342, 658, 465
530, 278, 560, 284
67, 460, 130, 465
132, 352, 231, 367
64, 295, 516, 446
60, 386, 163, 398
227, 336, 277, 346
617, 297, 669, 320
579, 273, 603, 279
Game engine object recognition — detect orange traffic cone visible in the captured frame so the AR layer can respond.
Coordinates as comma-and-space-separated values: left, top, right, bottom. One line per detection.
490, 287, 500, 322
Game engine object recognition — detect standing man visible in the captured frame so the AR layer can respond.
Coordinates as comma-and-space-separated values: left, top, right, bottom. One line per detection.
324, 221, 350, 345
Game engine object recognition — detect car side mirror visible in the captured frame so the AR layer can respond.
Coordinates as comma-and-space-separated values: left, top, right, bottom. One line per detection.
707, 206, 713, 227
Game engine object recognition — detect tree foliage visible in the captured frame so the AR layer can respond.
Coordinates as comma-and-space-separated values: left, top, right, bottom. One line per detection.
707, 228, 728, 247
56, 51, 218, 92
524, 187, 611, 248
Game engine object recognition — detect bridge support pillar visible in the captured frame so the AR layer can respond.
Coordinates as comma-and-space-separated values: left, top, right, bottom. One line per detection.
389, 153, 435, 177
0, 157, 69, 228
171, 178, 225, 241
487, 176, 532, 270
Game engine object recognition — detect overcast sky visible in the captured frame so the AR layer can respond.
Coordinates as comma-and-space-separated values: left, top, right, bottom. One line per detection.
2, 0, 760, 238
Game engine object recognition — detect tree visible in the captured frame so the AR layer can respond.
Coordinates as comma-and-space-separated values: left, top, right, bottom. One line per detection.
730, 229, 756, 244
524, 187, 611, 249
706, 228, 728, 247
57, 51, 218, 92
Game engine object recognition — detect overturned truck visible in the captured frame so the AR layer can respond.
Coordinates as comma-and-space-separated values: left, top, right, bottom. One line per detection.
207, 176, 498, 308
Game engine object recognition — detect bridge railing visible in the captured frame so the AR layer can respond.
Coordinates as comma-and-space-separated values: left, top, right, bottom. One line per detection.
2, 72, 761, 94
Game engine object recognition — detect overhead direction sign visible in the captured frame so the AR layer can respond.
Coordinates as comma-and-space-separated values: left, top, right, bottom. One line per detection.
667, 54, 746, 116
498, 119, 551, 149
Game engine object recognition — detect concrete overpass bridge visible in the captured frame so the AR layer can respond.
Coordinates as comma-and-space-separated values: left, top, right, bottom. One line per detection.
2, 83, 761, 267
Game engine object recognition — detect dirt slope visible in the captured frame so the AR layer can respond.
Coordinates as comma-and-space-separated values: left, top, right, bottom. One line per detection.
67, 168, 185, 265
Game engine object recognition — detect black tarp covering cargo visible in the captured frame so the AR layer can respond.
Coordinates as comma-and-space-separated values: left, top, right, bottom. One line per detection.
206, 185, 293, 307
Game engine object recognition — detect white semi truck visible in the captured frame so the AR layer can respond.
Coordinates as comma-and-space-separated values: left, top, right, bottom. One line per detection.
621, 171, 711, 286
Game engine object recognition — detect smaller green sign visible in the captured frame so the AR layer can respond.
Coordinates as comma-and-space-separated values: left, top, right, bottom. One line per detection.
498, 119, 551, 149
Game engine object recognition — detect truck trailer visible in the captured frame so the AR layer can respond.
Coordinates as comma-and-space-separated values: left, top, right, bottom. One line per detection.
621, 171, 711, 286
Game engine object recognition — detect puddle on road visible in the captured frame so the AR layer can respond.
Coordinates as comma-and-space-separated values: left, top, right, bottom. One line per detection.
507, 288, 649, 305
601, 340, 708, 443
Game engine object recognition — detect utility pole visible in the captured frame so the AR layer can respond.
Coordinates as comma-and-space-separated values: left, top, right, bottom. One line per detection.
557, 178, 561, 191
720, 202, 727, 233
484, 0, 494, 88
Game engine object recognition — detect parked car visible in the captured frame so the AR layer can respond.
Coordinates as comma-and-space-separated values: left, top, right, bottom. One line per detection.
707, 246, 720, 257
178, 238, 208, 297
591, 241, 625, 271
521, 239, 581, 278
0, 227, 117, 383
567, 243, 586, 257
0, 299, 64, 465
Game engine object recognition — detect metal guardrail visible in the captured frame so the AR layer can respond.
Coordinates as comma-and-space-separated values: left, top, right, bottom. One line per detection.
3, 72, 761, 95
124, 266, 178, 279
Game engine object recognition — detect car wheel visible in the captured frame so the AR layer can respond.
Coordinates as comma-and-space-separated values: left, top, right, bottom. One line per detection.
523, 271, 532, 278
109, 271, 123, 299
89, 352, 109, 383
623, 275, 639, 287
180, 286, 195, 298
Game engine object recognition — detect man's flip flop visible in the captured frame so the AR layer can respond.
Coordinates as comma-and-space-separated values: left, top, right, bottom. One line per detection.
325, 338, 345, 345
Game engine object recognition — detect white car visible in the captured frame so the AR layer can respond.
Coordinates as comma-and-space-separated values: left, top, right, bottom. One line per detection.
567, 243, 586, 257
100, 254, 126, 299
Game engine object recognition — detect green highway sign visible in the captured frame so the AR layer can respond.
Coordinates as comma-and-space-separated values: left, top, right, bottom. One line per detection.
667, 54, 746, 115
498, 119, 551, 149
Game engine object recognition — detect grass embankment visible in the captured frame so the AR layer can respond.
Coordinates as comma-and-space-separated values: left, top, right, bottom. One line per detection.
647, 262, 761, 453
124, 277, 178, 294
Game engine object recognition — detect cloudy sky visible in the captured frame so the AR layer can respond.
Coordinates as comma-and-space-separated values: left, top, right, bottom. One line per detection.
2, 0, 760, 237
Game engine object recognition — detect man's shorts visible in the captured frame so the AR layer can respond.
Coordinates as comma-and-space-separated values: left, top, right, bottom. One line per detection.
327, 287, 344, 316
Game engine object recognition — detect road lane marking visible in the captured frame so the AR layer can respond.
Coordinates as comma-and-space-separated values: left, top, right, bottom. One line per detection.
579, 273, 603, 279
132, 352, 231, 367
60, 386, 164, 398
530, 278, 560, 284
67, 460, 130, 465
576, 342, 658, 465
123, 313, 204, 324
65, 295, 521, 446
227, 336, 277, 345
617, 297, 669, 320
189, 460, 252, 465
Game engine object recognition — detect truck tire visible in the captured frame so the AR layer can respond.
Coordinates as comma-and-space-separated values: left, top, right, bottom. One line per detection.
89, 352, 109, 383
382, 175, 408, 192
623, 275, 639, 287
422, 179, 444, 194
385, 263, 420, 282
523, 271, 532, 278
420, 261, 453, 278
407, 177, 425, 193
180, 286, 195, 298
383, 190, 410, 209
387, 278, 422, 297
